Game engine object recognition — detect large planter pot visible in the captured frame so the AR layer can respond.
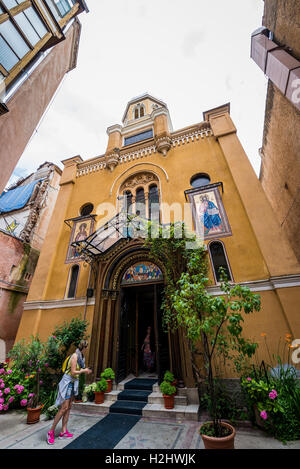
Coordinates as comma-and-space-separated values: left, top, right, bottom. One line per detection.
94, 391, 105, 404
163, 394, 175, 409
200, 421, 236, 449
105, 379, 112, 393
27, 405, 43, 425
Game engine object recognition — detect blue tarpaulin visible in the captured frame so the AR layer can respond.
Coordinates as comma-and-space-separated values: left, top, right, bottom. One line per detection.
0, 180, 42, 214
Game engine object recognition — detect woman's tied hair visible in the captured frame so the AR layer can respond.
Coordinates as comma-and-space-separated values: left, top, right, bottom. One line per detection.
78, 339, 88, 351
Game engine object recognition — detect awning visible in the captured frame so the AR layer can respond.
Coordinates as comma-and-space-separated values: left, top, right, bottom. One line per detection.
0, 179, 43, 214
71, 212, 148, 257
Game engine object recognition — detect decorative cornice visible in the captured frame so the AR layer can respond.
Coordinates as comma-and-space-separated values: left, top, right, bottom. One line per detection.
106, 124, 123, 135
23, 274, 300, 311
105, 148, 120, 172
207, 274, 300, 296
155, 133, 172, 156
23, 297, 95, 310
75, 123, 213, 178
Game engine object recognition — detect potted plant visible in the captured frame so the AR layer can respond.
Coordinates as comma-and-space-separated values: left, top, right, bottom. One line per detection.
163, 371, 177, 392
100, 368, 115, 393
145, 223, 261, 449
160, 381, 176, 409
82, 383, 97, 402
94, 378, 108, 404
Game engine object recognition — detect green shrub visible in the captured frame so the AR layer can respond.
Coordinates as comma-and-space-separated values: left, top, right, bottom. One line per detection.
163, 371, 174, 383
95, 378, 108, 392
160, 380, 176, 396
101, 368, 115, 380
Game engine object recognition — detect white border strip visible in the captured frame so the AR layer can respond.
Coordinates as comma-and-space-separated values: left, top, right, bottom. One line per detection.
207, 275, 300, 296
24, 297, 95, 310
23, 274, 300, 310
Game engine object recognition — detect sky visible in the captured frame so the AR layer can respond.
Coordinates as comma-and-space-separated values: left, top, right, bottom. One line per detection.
8, 0, 267, 186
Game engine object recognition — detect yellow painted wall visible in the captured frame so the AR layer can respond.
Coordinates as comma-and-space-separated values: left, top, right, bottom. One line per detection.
15, 304, 94, 361
15, 102, 300, 377
39, 134, 270, 303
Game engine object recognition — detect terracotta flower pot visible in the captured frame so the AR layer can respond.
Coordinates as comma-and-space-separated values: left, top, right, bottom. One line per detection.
163, 394, 175, 409
105, 379, 112, 393
27, 405, 43, 425
200, 421, 236, 449
94, 391, 105, 404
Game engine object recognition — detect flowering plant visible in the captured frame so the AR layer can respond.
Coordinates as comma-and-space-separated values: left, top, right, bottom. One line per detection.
241, 377, 284, 421
8, 336, 47, 409
82, 383, 97, 402
0, 366, 32, 412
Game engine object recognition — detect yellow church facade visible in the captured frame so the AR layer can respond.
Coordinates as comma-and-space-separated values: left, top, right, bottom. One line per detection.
15, 94, 300, 388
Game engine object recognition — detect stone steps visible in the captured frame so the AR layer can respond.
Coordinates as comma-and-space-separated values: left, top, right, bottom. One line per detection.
142, 403, 199, 421
153, 384, 188, 396
148, 392, 188, 406
72, 378, 199, 422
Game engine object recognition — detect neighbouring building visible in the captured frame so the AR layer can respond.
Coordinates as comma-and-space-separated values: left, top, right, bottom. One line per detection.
0, 0, 88, 195
250, 0, 300, 262
14, 94, 300, 417
0, 161, 61, 359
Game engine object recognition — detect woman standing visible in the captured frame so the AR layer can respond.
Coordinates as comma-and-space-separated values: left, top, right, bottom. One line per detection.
141, 326, 155, 372
47, 340, 92, 445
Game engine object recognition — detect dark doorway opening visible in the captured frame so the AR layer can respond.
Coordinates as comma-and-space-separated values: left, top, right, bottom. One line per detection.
116, 283, 170, 383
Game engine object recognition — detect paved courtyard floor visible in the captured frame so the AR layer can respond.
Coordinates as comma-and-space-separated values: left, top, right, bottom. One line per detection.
1, 409, 300, 450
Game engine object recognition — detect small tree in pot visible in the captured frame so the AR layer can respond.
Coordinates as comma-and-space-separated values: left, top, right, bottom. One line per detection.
145, 223, 261, 448
172, 261, 261, 448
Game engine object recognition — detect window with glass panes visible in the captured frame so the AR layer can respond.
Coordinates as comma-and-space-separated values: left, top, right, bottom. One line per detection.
44, 0, 75, 20
0, 0, 48, 78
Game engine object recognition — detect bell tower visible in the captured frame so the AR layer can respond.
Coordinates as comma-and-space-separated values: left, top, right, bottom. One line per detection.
104, 93, 173, 171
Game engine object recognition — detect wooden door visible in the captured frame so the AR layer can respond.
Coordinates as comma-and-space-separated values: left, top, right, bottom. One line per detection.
135, 290, 139, 376
154, 284, 170, 383
116, 288, 128, 383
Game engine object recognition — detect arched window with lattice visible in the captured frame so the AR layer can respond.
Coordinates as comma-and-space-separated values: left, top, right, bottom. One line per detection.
119, 172, 160, 221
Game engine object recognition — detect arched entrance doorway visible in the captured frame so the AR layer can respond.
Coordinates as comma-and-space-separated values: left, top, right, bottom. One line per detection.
89, 243, 178, 384
117, 262, 170, 382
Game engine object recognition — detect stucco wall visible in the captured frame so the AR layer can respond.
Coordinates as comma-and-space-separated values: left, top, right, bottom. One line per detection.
259, 0, 300, 262
0, 231, 39, 354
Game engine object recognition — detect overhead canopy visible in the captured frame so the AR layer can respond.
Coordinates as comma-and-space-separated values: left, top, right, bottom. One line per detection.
71, 212, 148, 257
0, 179, 42, 214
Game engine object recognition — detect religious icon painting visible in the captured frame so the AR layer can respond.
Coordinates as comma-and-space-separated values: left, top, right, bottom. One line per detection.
121, 262, 163, 285
65, 216, 94, 263
187, 186, 232, 240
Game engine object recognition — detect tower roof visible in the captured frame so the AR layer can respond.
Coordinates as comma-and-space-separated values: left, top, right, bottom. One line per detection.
122, 93, 168, 123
